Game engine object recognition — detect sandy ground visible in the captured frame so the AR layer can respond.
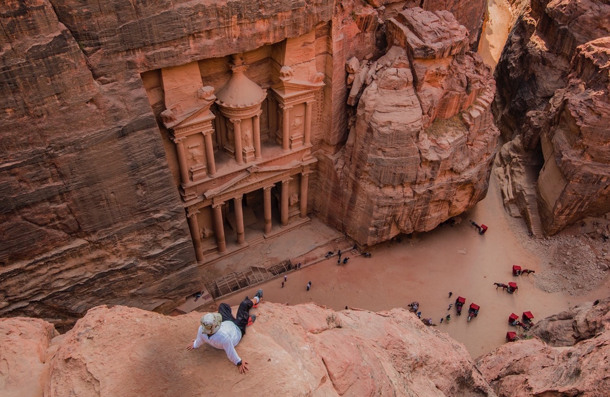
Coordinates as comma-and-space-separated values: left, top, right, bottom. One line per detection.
224, 172, 609, 359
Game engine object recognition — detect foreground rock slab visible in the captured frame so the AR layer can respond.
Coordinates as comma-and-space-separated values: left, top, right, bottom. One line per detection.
2, 303, 493, 396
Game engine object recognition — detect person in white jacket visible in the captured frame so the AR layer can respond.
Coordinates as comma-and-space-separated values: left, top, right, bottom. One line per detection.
186, 289, 262, 374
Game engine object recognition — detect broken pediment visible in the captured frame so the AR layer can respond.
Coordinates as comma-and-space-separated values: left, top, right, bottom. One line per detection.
203, 163, 303, 200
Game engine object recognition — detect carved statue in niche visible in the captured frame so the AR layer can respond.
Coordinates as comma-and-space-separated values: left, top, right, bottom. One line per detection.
289, 193, 299, 206
243, 119, 253, 148
187, 143, 205, 165
291, 104, 305, 136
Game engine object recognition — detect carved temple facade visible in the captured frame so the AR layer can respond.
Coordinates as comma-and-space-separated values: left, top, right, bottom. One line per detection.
147, 34, 325, 263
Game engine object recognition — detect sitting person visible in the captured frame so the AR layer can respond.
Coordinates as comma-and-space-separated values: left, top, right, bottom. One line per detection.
186, 289, 263, 374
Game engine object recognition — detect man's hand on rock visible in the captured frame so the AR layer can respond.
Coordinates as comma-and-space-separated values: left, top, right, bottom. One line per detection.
238, 360, 249, 374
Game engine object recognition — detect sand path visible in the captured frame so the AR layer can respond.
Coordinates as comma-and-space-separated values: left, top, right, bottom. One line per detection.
227, 172, 608, 358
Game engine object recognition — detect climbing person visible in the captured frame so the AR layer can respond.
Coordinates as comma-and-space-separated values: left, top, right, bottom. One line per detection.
186, 289, 263, 374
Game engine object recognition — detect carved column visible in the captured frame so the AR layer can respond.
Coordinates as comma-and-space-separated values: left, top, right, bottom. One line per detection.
234, 195, 246, 245
212, 203, 227, 253
231, 118, 244, 164
281, 179, 290, 226
187, 208, 204, 262
263, 185, 273, 234
202, 129, 217, 176
304, 101, 313, 146
300, 172, 310, 218
253, 111, 262, 160
173, 136, 190, 184
281, 105, 292, 151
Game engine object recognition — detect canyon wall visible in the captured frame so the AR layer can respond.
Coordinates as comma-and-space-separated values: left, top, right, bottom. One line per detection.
493, 0, 610, 235
317, 8, 498, 245
2, 299, 608, 396
0, 0, 334, 325
1, 0, 497, 323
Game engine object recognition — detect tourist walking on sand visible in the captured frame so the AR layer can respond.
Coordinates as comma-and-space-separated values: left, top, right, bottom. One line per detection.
306, 281, 312, 291
186, 290, 263, 374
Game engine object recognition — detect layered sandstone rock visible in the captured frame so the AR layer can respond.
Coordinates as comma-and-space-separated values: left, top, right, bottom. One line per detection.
4, 300, 609, 396
477, 298, 610, 396
1, 303, 494, 396
493, 0, 610, 235
321, 8, 498, 245
0, 0, 334, 326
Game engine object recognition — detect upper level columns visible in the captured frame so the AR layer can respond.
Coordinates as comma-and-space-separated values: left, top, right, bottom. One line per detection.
304, 101, 313, 146
230, 118, 244, 165
253, 111, 262, 160
202, 129, 217, 176
173, 136, 190, 185
281, 104, 292, 151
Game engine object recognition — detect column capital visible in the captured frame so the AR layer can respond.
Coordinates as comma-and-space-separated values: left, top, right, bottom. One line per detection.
282, 177, 292, 184
172, 136, 187, 144
279, 103, 293, 111
186, 207, 200, 217
212, 201, 225, 209
201, 127, 214, 136
229, 118, 242, 125
263, 185, 274, 191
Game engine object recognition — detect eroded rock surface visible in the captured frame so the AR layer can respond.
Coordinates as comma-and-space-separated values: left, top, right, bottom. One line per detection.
477, 298, 610, 396
0, 0, 334, 326
1, 303, 494, 396
493, 0, 610, 235
4, 299, 609, 396
323, 8, 498, 245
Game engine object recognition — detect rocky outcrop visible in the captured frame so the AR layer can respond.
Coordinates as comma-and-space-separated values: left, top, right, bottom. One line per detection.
493, 0, 610, 235
530, 297, 610, 347
0, 0, 334, 326
477, 298, 610, 396
1, 303, 494, 396
322, 8, 498, 245
4, 299, 609, 396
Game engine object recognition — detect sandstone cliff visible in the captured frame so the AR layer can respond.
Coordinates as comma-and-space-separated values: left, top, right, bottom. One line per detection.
318, 8, 499, 245
0, 0, 334, 325
493, 0, 610, 235
1, 302, 494, 397
1, 1, 498, 326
